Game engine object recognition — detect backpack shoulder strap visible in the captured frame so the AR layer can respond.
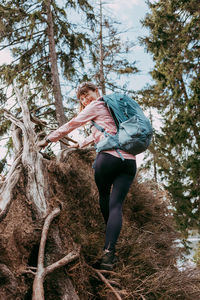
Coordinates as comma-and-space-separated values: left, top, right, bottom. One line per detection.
91, 120, 105, 133
101, 95, 119, 129
107, 106, 119, 129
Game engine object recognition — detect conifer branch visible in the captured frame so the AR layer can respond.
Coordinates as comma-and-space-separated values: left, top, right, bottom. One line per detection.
0, 24, 42, 40
0, 31, 45, 50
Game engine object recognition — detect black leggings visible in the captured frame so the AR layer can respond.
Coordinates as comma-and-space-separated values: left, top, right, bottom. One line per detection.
94, 152, 136, 251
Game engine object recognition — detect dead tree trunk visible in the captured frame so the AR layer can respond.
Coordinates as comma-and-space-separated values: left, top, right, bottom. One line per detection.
0, 87, 48, 219
0, 87, 81, 299
0, 152, 22, 220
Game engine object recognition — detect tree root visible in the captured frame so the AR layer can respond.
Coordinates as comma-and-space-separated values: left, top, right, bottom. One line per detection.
92, 268, 123, 300
30, 207, 80, 300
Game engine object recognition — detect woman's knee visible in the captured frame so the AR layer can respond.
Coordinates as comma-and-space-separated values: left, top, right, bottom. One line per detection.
109, 203, 122, 216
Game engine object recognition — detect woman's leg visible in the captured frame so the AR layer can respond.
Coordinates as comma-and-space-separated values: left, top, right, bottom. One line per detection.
94, 153, 116, 224
104, 172, 135, 250
94, 153, 137, 250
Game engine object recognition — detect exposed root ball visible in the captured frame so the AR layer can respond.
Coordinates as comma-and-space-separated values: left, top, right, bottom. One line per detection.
0, 149, 200, 299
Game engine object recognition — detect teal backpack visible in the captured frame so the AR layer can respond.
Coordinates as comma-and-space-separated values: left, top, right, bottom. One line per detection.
92, 93, 153, 160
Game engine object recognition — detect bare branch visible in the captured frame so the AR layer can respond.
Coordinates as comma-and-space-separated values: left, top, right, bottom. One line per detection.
45, 250, 79, 275
0, 136, 11, 141
62, 136, 77, 144
30, 103, 55, 114
94, 269, 123, 300
30, 115, 47, 127
4, 109, 24, 131
21, 269, 37, 276
32, 207, 80, 300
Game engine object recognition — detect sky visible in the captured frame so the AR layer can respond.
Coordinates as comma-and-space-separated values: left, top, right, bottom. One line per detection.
0, 0, 154, 89
0, 0, 156, 165
106, 0, 154, 90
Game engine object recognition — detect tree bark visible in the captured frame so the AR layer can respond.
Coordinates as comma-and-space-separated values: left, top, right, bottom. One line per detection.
0, 153, 22, 220
45, 0, 67, 127
0, 88, 48, 219
99, 0, 106, 95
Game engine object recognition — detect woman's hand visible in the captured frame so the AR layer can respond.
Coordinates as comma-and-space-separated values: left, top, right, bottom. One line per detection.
37, 139, 49, 148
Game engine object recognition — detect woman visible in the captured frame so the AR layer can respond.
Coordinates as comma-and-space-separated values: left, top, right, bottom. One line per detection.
38, 82, 137, 270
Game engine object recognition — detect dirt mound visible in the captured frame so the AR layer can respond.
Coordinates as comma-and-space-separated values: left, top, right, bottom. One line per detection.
0, 149, 200, 299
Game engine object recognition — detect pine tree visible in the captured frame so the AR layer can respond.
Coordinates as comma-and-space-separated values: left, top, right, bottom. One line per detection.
140, 0, 200, 231
0, 0, 94, 122
83, 0, 139, 95
0, 0, 95, 165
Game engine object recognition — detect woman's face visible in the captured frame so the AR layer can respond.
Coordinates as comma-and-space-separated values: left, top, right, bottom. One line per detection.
80, 89, 99, 107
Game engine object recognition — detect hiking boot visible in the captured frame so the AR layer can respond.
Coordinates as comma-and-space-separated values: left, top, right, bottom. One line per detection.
100, 249, 118, 271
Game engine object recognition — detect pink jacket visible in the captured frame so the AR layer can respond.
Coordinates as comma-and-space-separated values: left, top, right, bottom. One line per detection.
47, 98, 136, 160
